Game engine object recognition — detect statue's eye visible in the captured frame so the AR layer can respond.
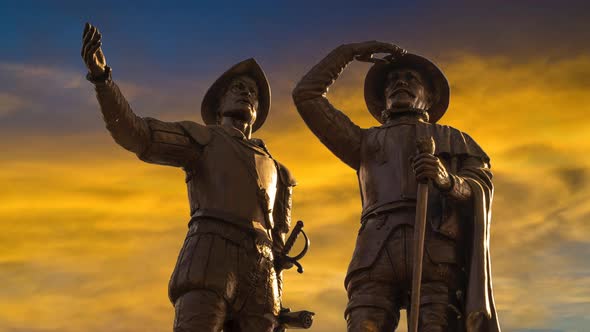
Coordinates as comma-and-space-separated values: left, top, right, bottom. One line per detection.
230, 83, 245, 93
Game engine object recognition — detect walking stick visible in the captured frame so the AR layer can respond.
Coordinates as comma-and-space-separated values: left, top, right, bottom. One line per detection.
409, 137, 435, 332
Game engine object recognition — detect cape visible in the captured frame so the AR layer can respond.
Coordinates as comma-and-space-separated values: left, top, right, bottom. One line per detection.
432, 124, 501, 332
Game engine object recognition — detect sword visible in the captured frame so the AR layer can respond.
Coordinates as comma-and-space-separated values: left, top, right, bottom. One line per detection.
277, 220, 309, 274
275, 308, 315, 332
409, 137, 435, 332
273, 221, 314, 332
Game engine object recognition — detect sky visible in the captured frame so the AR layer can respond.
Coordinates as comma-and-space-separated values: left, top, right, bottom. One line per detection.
1, 1, 590, 331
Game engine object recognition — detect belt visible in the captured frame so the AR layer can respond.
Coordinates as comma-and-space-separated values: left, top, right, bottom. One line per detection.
361, 202, 416, 221
190, 209, 271, 233
188, 214, 273, 249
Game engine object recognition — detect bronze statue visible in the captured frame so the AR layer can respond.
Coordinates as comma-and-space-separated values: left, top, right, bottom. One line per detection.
81, 23, 312, 332
293, 41, 501, 332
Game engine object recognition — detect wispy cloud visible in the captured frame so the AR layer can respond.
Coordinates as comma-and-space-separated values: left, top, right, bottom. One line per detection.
1, 53, 590, 331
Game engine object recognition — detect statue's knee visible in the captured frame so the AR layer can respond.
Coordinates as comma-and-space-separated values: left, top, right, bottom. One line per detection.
418, 281, 463, 332
421, 325, 445, 332
346, 307, 398, 332
173, 289, 226, 332
419, 303, 448, 332
345, 293, 400, 331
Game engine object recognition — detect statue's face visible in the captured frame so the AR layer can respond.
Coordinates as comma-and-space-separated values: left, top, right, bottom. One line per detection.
218, 75, 259, 124
384, 68, 431, 111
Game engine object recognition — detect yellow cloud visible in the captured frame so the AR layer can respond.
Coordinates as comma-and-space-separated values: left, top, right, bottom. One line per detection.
1, 53, 590, 331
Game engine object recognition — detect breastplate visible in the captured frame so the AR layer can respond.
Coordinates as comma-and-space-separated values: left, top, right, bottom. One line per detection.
185, 129, 278, 229
358, 123, 419, 215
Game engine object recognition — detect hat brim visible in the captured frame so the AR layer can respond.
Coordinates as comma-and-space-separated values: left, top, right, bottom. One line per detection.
364, 53, 449, 124
201, 58, 271, 132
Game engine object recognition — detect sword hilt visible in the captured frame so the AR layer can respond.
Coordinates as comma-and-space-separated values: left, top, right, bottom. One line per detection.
283, 220, 304, 254
278, 220, 309, 274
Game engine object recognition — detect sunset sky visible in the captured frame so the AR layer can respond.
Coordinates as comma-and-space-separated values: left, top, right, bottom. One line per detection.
1, 1, 590, 331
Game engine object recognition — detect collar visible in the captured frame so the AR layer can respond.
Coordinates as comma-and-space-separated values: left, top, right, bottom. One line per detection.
217, 125, 270, 156
220, 124, 247, 140
380, 109, 429, 127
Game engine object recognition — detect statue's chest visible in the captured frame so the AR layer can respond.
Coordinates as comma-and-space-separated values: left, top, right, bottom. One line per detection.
207, 136, 277, 186
361, 124, 418, 171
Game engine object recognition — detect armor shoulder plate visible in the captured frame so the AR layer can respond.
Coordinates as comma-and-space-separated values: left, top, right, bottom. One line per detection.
277, 162, 297, 187
177, 120, 212, 146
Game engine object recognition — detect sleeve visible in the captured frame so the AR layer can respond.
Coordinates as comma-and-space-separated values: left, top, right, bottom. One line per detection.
272, 162, 297, 237
456, 132, 493, 191
436, 127, 492, 201
89, 68, 205, 167
137, 118, 207, 167
272, 162, 297, 296
292, 46, 362, 170
458, 156, 493, 193
447, 155, 493, 201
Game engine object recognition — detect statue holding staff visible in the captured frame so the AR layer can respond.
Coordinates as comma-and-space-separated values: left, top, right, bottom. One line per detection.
293, 41, 500, 332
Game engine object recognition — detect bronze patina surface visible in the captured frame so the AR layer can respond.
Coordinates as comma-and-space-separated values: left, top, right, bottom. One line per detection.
82, 22, 307, 332
293, 41, 501, 332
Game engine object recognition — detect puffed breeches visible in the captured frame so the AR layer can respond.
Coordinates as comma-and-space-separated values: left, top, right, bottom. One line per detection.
345, 225, 465, 332
169, 219, 280, 332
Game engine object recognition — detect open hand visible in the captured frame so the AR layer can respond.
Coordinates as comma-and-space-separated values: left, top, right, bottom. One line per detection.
412, 152, 452, 190
81, 22, 107, 78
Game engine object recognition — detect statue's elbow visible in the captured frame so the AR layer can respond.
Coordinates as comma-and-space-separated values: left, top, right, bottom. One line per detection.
292, 82, 323, 108
291, 82, 306, 105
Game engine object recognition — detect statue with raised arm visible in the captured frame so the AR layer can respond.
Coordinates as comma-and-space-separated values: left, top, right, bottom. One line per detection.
293, 41, 501, 332
81, 23, 311, 332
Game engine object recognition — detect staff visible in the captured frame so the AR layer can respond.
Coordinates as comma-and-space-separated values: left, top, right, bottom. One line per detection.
410, 137, 436, 332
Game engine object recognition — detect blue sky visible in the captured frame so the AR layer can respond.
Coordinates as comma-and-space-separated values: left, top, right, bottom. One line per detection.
1, 2, 590, 331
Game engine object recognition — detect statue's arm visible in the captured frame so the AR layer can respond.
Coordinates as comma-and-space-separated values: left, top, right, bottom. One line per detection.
413, 154, 492, 202
292, 45, 363, 170
414, 128, 492, 201
451, 131, 493, 200
82, 23, 201, 167
90, 75, 205, 167
90, 71, 149, 154
453, 156, 493, 200
292, 41, 404, 170
271, 163, 298, 300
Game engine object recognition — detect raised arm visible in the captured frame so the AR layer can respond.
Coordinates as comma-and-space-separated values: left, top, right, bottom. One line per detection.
292, 41, 404, 170
81, 23, 201, 168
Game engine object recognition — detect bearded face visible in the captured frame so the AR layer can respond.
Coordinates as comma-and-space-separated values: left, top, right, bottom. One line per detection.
384, 68, 431, 111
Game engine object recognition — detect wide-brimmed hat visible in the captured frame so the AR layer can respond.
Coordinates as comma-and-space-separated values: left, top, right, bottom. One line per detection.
201, 58, 271, 132
364, 53, 449, 124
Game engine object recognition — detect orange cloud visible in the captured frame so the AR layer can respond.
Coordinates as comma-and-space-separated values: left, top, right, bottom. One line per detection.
1, 53, 589, 331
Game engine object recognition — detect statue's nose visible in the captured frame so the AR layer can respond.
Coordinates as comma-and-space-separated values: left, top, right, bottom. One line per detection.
392, 80, 409, 90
